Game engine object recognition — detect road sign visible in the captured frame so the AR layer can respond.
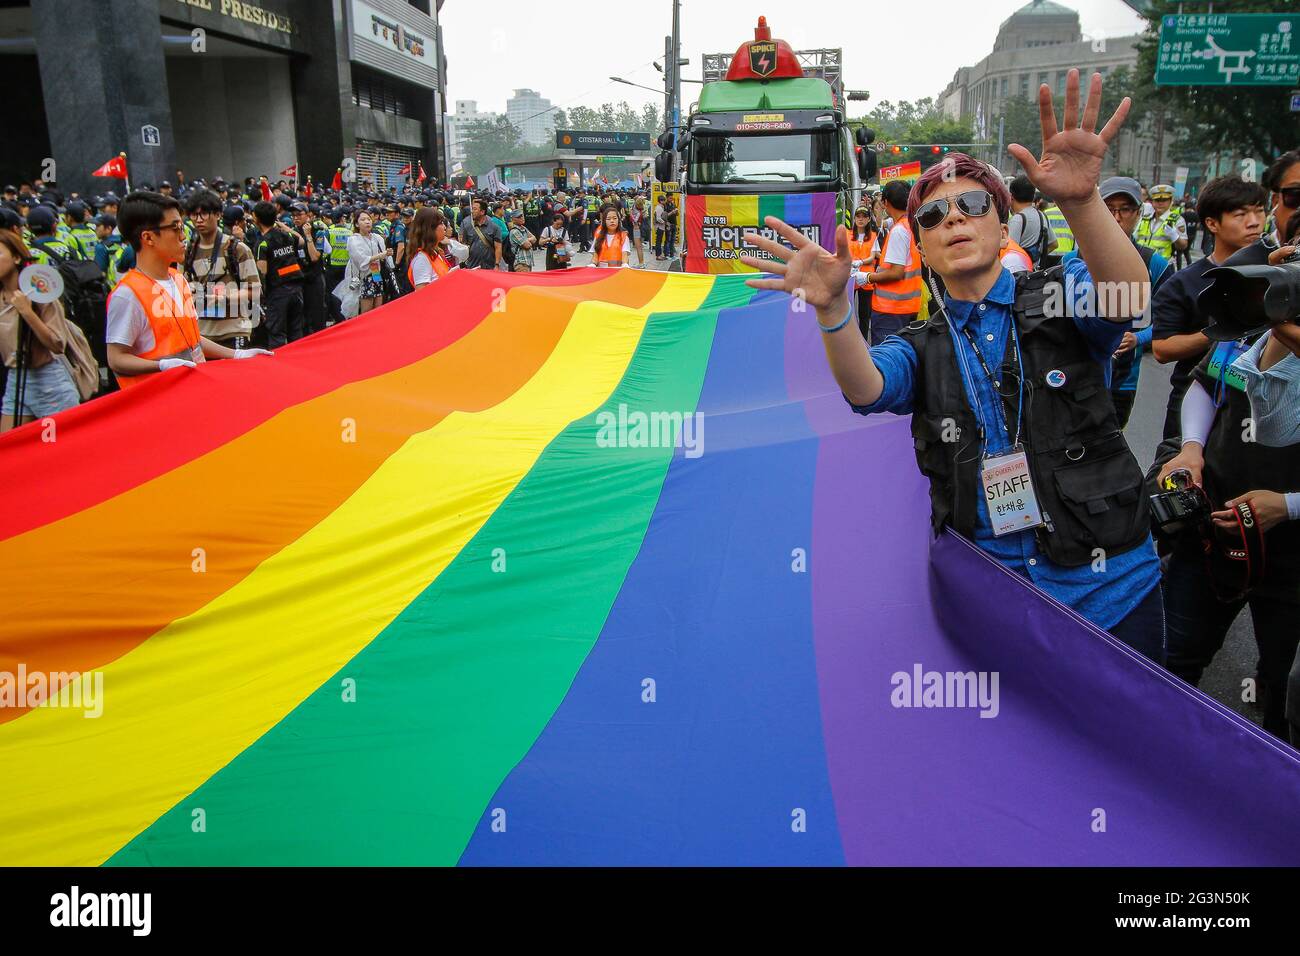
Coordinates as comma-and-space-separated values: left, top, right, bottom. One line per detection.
1156, 14, 1298, 86
1291, 90, 1300, 112
555, 130, 652, 154
141, 124, 161, 147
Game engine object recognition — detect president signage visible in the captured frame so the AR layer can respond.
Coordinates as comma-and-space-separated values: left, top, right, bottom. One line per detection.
555, 130, 652, 154
170, 0, 293, 33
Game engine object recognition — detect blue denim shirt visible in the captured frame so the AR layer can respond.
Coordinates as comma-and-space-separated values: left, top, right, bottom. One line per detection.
849, 261, 1161, 630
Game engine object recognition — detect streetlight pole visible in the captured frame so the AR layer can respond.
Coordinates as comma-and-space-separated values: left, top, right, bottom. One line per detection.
671, 0, 681, 165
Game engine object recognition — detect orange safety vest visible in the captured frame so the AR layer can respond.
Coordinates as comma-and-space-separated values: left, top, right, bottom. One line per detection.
848, 230, 877, 290
592, 229, 626, 266
871, 223, 923, 315
1001, 238, 1032, 273
114, 267, 205, 389
407, 249, 453, 286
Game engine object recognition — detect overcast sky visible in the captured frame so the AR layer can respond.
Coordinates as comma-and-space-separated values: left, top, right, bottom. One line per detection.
438, 0, 1147, 119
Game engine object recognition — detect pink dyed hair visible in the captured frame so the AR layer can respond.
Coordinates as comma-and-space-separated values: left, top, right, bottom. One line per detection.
906, 153, 1012, 237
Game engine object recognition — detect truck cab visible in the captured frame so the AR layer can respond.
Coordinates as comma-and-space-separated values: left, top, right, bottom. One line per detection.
658, 17, 874, 273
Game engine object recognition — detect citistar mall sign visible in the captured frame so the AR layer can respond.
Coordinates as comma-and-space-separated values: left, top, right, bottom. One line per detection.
172, 0, 295, 35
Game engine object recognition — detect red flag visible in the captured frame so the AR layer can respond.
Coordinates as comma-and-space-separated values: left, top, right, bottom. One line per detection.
397, 163, 412, 176
280, 163, 297, 179
92, 154, 128, 179
303, 176, 313, 198
331, 168, 343, 191
417, 162, 428, 184
465, 176, 475, 188
259, 178, 272, 202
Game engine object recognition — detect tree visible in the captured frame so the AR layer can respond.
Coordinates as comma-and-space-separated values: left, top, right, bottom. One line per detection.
461, 116, 522, 177
850, 97, 979, 169
1132, 0, 1294, 160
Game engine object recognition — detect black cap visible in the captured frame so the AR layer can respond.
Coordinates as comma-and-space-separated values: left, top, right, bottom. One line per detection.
221, 205, 246, 227
25, 205, 57, 231
0, 207, 22, 230
66, 199, 88, 216
94, 212, 117, 228
289, 202, 308, 213
2, 185, 15, 194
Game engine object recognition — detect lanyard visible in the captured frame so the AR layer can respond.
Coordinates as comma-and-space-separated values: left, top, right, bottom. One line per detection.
957, 314, 1025, 451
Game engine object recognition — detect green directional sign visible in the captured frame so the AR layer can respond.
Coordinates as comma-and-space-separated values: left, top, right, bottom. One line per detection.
1156, 13, 1299, 86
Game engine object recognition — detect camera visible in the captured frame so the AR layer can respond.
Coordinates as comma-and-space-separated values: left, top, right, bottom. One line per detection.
1149, 468, 1213, 537
1197, 246, 1300, 342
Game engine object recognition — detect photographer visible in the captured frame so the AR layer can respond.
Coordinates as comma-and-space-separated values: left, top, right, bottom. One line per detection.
1156, 306, 1300, 738
1150, 176, 1269, 440
1231, 202, 1300, 449
741, 71, 1165, 659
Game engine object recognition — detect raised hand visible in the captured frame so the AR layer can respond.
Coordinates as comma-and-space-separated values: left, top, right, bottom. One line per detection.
739, 216, 852, 312
1008, 69, 1130, 206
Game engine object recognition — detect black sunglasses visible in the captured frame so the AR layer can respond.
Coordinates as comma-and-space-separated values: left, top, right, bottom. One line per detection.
914, 189, 995, 230
1281, 186, 1300, 210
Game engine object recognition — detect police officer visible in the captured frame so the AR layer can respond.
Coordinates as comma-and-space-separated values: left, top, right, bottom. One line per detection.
1136, 183, 1187, 261
64, 200, 98, 260
324, 206, 352, 325
92, 212, 129, 288
26, 204, 77, 266
291, 202, 329, 335
1039, 195, 1074, 266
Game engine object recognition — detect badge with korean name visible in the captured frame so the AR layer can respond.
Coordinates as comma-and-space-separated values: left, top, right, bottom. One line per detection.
982, 444, 1044, 536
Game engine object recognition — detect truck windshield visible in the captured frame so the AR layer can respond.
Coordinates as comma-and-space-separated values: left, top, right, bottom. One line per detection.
689, 130, 839, 185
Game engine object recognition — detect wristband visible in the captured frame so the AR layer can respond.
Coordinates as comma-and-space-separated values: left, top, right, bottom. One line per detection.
1287, 492, 1300, 523
818, 301, 855, 334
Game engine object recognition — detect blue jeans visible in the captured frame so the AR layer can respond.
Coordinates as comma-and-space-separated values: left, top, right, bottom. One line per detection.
1108, 583, 1167, 666
2, 359, 79, 418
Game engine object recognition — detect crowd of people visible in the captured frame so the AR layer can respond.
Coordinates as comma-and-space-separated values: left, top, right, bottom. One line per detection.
2, 68, 1297, 745
0, 175, 680, 427
743, 70, 1300, 745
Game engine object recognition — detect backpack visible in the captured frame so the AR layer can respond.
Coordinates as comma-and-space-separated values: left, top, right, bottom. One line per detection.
53, 306, 99, 401
1012, 209, 1051, 268
31, 239, 109, 370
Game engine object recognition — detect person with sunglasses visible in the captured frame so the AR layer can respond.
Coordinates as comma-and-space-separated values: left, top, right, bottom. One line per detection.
106, 191, 271, 390
741, 70, 1164, 659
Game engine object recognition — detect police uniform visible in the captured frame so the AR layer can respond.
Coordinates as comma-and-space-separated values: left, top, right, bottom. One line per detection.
1041, 203, 1074, 264
1135, 185, 1185, 260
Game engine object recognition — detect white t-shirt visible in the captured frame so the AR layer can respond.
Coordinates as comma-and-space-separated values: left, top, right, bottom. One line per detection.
106, 277, 198, 358
882, 222, 914, 267
1001, 247, 1031, 274
409, 250, 439, 287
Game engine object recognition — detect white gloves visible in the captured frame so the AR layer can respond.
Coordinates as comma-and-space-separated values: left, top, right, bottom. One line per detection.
234, 348, 274, 360
158, 357, 196, 372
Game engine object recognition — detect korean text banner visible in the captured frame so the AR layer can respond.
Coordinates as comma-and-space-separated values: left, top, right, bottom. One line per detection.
684, 192, 838, 274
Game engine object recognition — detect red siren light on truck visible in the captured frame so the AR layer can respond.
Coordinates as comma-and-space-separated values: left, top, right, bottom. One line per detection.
724, 16, 805, 82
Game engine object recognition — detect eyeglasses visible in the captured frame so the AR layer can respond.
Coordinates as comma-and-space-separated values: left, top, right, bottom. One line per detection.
148, 221, 185, 236
1105, 203, 1139, 216
913, 189, 995, 230
1280, 187, 1300, 210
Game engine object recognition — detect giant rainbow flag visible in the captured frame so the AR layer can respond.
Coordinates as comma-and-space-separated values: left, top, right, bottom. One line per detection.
2, 267, 1299, 866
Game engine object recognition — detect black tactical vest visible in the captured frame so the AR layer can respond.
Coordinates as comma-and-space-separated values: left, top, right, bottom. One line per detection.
899, 266, 1149, 567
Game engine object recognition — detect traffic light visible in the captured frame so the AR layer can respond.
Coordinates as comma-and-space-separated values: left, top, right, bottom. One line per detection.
931, 145, 941, 154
